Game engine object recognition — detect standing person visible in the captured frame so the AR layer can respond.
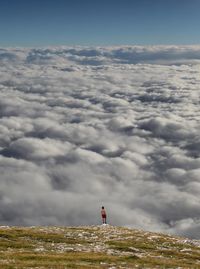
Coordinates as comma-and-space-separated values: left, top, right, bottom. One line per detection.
101, 206, 107, 224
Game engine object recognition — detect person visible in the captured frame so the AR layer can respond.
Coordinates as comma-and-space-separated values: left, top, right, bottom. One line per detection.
101, 206, 107, 224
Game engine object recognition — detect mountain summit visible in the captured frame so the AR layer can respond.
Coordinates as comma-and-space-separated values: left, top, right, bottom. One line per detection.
0, 225, 200, 268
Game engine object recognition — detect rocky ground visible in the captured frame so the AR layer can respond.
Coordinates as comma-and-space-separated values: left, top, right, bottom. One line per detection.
0, 225, 200, 268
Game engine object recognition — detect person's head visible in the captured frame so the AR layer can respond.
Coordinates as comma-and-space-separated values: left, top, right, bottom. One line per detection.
102, 206, 104, 209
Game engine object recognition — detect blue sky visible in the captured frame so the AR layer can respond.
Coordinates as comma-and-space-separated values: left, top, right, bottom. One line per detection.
0, 0, 200, 46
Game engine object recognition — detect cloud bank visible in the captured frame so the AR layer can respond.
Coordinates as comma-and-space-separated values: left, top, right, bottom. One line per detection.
1, 45, 200, 239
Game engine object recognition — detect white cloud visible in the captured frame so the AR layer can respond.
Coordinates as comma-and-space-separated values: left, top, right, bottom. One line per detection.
0, 46, 200, 238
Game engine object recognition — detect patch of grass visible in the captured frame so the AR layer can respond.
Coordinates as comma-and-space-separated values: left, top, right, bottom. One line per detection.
0, 239, 33, 250
107, 239, 155, 252
1, 226, 200, 269
0, 251, 120, 269
106, 236, 200, 268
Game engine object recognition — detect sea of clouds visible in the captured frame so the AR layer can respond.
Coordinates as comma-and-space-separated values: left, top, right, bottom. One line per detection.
1, 45, 200, 238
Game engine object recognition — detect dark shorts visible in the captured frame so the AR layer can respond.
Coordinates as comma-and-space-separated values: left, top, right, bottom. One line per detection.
102, 215, 106, 218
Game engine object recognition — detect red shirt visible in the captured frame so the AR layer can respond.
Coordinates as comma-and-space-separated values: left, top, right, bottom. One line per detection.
101, 209, 106, 217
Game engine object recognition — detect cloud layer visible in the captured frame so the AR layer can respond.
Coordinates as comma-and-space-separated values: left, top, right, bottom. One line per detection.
1, 46, 200, 238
